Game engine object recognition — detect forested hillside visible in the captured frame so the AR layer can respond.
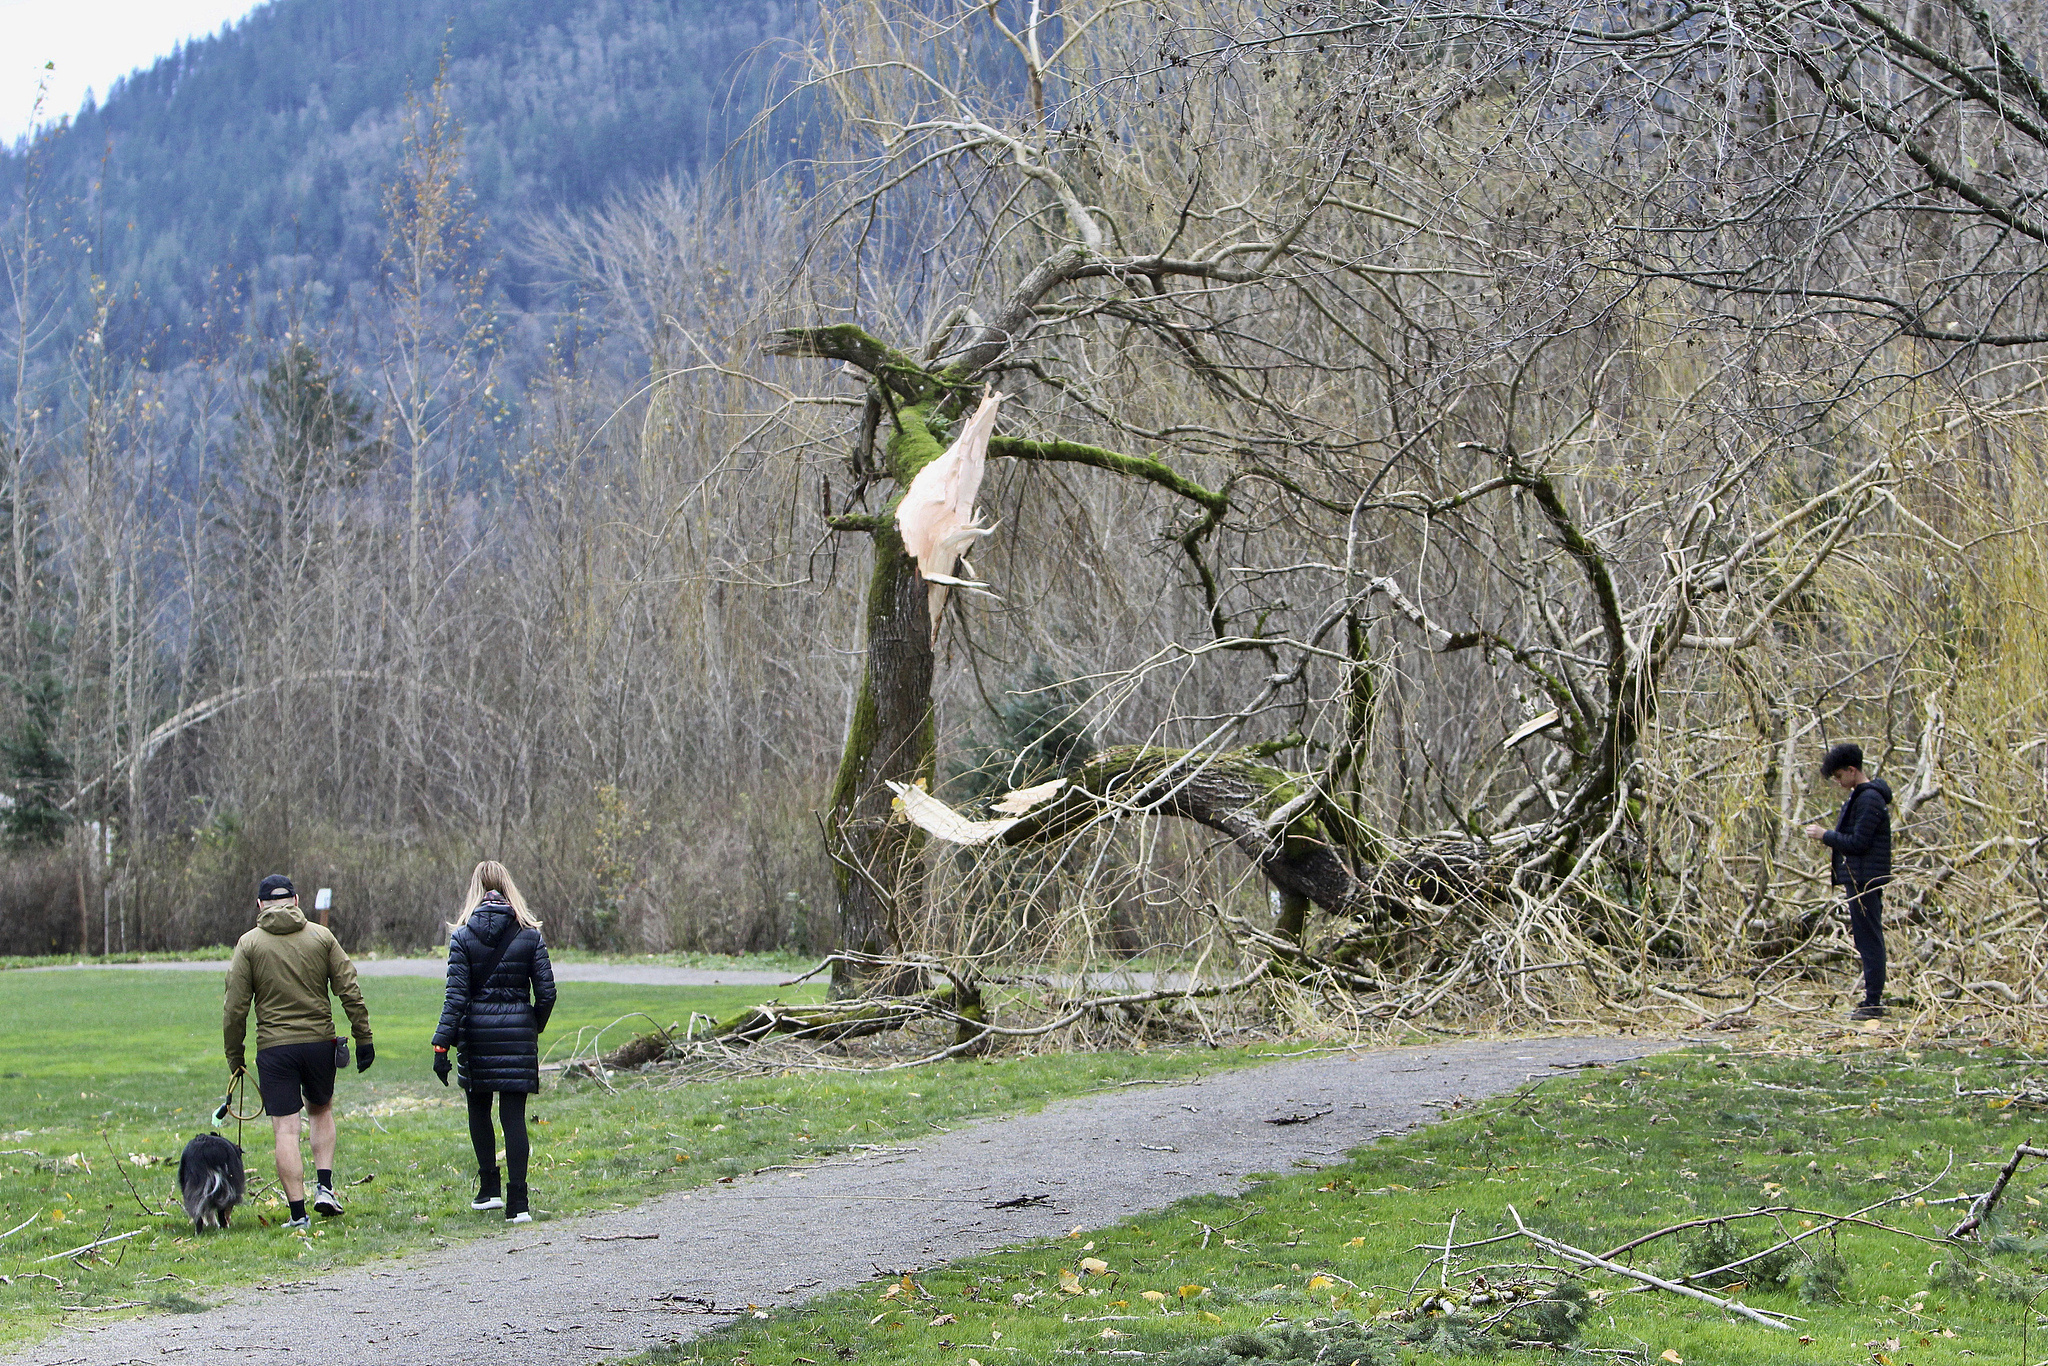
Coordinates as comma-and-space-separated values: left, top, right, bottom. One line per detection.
0, 0, 800, 356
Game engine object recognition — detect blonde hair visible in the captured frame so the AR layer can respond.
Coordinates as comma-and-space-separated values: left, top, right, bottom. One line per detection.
450, 860, 542, 931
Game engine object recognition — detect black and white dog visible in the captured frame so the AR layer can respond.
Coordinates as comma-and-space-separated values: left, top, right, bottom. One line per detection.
177, 1133, 246, 1233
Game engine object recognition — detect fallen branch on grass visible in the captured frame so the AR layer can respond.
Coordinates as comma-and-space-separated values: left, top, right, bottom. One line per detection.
1594, 1156, 1959, 1290
1948, 1143, 2048, 1240
1504, 1205, 1797, 1330
102, 1129, 169, 1219
589, 952, 1275, 1074
33, 1229, 141, 1264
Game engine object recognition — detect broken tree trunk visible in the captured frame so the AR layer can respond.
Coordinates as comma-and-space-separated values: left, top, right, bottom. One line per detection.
765, 322, 1240, 995
823, 514, 936, 996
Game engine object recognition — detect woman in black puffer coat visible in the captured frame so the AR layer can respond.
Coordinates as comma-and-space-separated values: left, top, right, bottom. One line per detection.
432, 861, 556, 1222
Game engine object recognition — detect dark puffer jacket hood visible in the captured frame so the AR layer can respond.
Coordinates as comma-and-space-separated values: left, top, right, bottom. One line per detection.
432, 896, 557, 1093
466, 901, 515, 948
1825, 778, 1893, 888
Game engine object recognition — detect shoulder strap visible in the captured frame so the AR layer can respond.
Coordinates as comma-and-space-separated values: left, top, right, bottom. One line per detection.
468, 924, 526, 998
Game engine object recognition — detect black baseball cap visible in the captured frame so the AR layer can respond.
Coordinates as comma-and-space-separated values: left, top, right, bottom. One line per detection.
257, 874, 297, 902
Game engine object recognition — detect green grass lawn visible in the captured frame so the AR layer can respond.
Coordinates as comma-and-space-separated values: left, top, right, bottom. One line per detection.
0, 948, 236, 970
646, 1042, 2048, 1366
0, 967, 1252, 1349
0, 946, 812, 971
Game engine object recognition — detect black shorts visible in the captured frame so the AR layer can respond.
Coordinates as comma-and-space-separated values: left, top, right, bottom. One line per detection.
255, 1041, 337, 1117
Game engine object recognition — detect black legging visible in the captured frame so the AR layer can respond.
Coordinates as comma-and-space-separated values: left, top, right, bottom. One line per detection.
466, 1088, 530, 1185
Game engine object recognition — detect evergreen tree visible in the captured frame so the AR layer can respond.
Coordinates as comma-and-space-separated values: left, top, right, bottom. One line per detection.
257, 339, 378, 489
950, 664, 1095, 802
1, 673, 70, 848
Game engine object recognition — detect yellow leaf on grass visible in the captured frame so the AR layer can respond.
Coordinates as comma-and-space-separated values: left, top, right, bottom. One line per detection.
1058, 1269, 1085, 1294
1308, 1275, 1334, 1291
1099, 1328, 1129, 1340
1660, 1352, 1683, 1364
1178, 1284, 1206, 1300
1140, 1291, 1168, 1307
1079, 1257, 1110, 1275
1201, 1311, 1223, 1324
1344, 1236, 1365, 1247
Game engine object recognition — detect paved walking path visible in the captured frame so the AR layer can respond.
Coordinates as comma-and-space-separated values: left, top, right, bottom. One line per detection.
16, 959, 800, 987
8, 1035, 1675, 1366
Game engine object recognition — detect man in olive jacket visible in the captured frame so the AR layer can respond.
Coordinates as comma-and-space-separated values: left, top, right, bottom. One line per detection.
1802, 743, 1893, 1021
223, 874, 374, 1230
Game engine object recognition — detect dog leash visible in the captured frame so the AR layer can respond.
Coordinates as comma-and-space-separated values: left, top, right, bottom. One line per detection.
212, 1069, 262, 1149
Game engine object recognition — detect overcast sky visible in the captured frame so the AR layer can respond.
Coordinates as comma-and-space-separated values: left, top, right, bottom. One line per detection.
3, 0, 266, 144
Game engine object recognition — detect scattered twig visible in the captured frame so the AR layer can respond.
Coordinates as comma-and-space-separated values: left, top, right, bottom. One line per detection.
1506, 1205, 1797, 1330
101, 1130, 169, 1219
578, 1232, 660, 1242
1264, 1108, 1332, 1126
33, 1229, 142, 1264
985, 1193, 1055, 1210
1949, 1144, 2048, 1240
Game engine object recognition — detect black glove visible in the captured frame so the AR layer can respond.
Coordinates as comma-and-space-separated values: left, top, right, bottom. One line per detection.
356, 1041, 375, 1073
534, 1007, 552, 1034
433, 1050, 451, 1086
228, 1057, 245, 1078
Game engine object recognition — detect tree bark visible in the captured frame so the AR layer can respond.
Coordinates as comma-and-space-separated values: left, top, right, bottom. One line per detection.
825, 504, 936, 995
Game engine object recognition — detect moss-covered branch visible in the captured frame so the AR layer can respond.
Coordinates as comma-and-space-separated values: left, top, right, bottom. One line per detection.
988, 436, 1230, 514
761, 324, 936, 401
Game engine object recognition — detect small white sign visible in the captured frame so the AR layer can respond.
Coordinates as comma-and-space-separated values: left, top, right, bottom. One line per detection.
314, 888, 333, 911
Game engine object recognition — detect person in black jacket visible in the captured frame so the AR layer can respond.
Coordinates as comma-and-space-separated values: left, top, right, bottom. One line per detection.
432, 861, 557, 1222
1802, 743, 1893, 1021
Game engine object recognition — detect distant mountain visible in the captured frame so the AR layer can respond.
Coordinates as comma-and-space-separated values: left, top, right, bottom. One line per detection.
0, 0, 804, 358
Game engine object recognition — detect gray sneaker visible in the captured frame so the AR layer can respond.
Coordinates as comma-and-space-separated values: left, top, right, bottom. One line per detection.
312, 1185, 344, 1217
282, 1214, 311, 1232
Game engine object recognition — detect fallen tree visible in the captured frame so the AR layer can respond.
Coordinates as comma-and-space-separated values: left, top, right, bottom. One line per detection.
699, 0, 2048, 1035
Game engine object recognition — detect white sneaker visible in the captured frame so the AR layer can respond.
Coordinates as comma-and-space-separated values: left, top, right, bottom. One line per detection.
282, 1214, 311, 1232
312, 1185, 344, 1217
508, 1210, 532, 1224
